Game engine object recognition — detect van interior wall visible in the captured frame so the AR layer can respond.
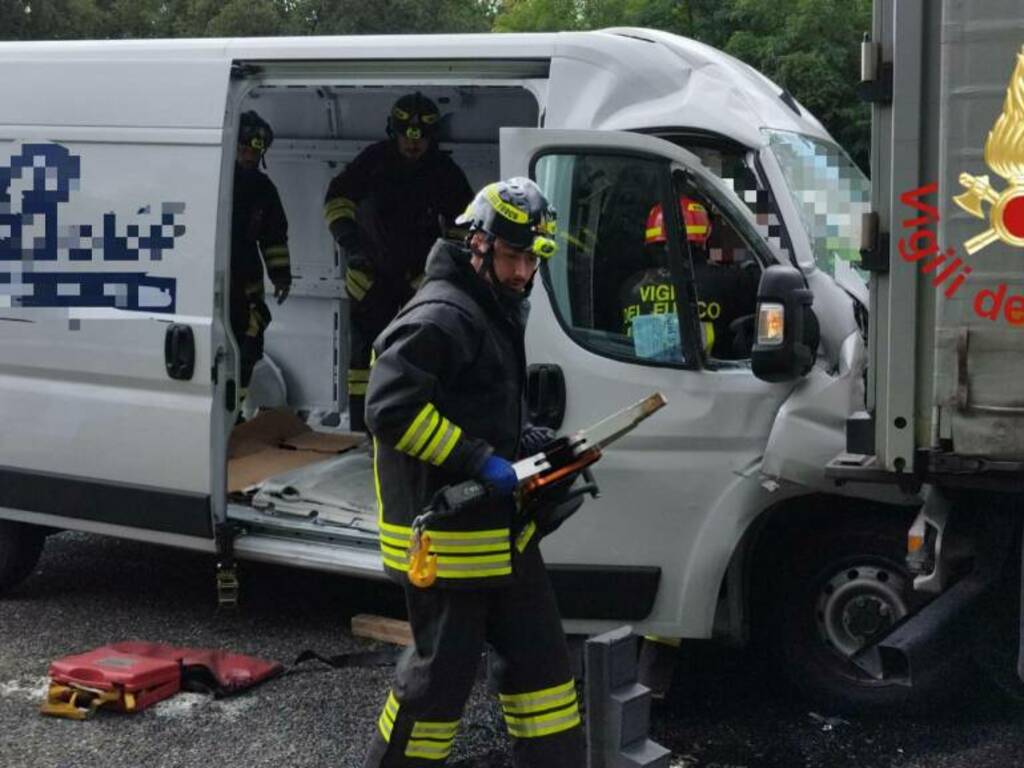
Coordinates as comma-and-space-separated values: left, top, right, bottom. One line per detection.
236, 84, 539, 423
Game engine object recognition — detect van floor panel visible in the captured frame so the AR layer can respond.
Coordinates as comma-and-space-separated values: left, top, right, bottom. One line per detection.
248, 448, 378, 527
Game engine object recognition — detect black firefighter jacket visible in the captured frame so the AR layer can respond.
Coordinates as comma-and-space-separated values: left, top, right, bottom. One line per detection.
366, 239, 527, 588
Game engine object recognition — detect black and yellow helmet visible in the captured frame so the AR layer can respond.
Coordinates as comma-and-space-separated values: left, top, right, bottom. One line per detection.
239, 110, 274, 153
456, 178, 557, 259
387, 92, 441, 141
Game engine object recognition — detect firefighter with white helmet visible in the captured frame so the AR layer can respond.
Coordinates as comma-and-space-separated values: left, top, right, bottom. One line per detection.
362, 178, 585, 767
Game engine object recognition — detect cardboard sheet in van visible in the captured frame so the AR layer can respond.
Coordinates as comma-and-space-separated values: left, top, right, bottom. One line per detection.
227, 410, 362, 493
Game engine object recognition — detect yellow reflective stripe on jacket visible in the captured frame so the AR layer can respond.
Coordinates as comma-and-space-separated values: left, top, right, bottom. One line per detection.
645, 226, 663, 240
396, 404, 437, 452
393, 404, 466, 466
504, 703, 581, 739
379, 520, 510, 543
515, 520, 537, 553
263, 244, 290, 268
380, 532, 508, 554
499, 680, 577, 715
324, 196, 357, 226
378, 690, 400, 742
348, 368, 369, 396
379, 542, 511, 579
373, 437, 385, 522
420, 422, 461, 466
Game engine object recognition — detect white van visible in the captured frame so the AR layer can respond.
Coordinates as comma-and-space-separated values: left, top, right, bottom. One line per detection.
0, 28, 919, 709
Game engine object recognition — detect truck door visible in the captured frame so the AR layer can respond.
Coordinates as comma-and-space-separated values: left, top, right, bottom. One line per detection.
501, 128, 797, 632
0, 56, 231, 541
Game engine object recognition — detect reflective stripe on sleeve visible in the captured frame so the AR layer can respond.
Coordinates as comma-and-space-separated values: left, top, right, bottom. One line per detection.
324, 197, 357, 226
393, 403, 466, 467
263, 244, 289, 268
396, 404, 437, 452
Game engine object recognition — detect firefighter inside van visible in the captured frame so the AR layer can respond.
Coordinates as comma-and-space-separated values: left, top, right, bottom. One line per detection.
232, 111, 291, 413
323, 92, 473, 432
619, 194, 758, 360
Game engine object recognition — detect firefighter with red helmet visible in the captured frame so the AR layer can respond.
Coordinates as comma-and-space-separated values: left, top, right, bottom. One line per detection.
323, 92, 473, 431
362, 178, 585, 767
232, 110, 291, 409
620, 195, 756, 359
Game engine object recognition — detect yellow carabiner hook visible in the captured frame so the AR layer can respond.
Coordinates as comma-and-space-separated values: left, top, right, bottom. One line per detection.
408, 531, 437, 588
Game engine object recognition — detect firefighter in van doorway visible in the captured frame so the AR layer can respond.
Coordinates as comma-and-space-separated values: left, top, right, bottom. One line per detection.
323, 92, 473, 432
619, 195, 758, 360
232, 110, 291, 411
362, 178, 585, 767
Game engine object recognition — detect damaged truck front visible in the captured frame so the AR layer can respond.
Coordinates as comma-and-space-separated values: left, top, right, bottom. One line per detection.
758, 0, 1024, 708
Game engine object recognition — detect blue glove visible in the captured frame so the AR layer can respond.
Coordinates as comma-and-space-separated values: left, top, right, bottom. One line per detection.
478, 454, 518, 497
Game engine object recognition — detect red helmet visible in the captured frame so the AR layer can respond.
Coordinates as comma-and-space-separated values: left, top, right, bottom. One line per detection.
644, 196, 711, 247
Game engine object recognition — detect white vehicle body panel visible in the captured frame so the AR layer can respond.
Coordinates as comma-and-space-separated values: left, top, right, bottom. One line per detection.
0, 30, 885, 639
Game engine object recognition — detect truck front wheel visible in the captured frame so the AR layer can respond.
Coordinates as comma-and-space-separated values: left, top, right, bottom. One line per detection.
756, 512, 962, 712
0, 520, 45, 594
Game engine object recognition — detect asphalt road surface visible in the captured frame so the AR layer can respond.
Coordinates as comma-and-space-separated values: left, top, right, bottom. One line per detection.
2, 532, 1023, 768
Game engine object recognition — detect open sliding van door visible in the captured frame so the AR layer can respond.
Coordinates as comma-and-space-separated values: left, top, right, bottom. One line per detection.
0, 50, 232, 546
500, 128, 800, 636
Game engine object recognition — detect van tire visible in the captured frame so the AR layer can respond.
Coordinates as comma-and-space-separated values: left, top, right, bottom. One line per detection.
755, 510, 964, 713
0, 521, 45, 594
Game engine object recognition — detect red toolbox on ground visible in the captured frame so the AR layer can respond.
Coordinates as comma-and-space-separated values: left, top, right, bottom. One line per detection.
42, 646, 181, 719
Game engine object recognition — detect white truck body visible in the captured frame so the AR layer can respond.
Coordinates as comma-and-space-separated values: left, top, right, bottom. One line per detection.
0, 29, 904, 647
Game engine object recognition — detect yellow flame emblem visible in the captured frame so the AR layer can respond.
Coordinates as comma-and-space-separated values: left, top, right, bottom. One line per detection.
954, 46, 1024, 253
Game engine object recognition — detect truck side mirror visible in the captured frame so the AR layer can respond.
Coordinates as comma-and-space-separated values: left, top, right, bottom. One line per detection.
751, 265, 820, 382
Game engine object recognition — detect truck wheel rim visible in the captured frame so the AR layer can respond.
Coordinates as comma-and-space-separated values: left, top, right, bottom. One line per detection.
814, 563, 910, 659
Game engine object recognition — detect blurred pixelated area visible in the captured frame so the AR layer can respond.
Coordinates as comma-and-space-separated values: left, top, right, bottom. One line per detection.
0, 143, 185, 324
767, 131, 871, 274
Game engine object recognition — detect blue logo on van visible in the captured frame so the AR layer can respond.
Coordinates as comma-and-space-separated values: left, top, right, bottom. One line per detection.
0, 143, 184, 313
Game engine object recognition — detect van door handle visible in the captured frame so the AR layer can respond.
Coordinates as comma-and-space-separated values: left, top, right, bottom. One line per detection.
164, 324, 195, 381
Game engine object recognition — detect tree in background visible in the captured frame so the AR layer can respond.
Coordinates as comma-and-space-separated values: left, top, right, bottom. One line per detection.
492, 0, 870, 170
1, 0, 869, 170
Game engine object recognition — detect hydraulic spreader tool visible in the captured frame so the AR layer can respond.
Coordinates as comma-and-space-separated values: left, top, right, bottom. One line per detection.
407, 392, 667, 587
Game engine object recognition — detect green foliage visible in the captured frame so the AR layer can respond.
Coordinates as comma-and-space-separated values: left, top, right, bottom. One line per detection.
3, 0, 870, 169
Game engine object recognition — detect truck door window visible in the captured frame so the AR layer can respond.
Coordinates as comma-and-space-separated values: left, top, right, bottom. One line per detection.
672, 173, 762, 361
534, 152, 696, 367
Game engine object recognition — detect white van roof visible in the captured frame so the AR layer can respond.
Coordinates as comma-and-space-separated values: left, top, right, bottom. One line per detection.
0, 28, 830, 148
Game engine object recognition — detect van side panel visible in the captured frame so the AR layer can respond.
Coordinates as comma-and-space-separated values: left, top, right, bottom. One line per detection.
0, 56, 230, 536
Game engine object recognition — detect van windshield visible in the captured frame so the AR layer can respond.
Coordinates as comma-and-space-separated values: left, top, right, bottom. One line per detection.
766, 130, 870, 280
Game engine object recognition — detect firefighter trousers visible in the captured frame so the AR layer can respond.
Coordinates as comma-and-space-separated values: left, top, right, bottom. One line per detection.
363, 543, 585, 767
347, 271, 415, 432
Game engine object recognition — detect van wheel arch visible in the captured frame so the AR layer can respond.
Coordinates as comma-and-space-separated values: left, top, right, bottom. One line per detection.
744, 495, 965, 712
0, 520, 46, 594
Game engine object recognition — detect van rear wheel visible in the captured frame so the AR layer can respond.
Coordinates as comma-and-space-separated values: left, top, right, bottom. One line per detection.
756, 512, 964, 713
0, 520, 45, 594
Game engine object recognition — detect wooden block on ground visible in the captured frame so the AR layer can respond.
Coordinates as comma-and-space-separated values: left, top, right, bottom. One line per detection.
351, 614, 414, 646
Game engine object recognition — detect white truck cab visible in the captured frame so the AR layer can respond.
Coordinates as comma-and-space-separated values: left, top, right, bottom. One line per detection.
0, 28, 914, 710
